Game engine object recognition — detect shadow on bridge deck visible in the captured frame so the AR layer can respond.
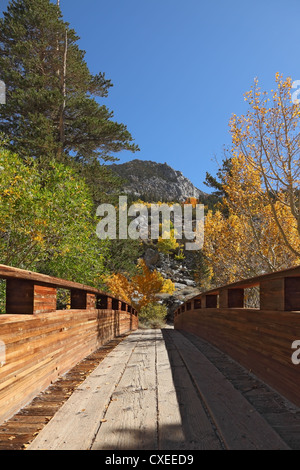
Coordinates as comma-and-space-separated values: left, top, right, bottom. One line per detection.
21, 328, 300, 450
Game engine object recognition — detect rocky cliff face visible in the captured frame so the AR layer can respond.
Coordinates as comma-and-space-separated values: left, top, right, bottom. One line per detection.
109, 159, 207, 202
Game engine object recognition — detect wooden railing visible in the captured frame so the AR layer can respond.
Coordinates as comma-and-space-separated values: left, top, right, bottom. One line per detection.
174, 265, 300, 407
0, 264, 138, 425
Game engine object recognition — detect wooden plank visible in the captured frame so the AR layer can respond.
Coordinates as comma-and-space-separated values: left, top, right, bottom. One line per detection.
156, 329, 185, 450
86, 293, 96, 309
260, 278, 285, 311
27, 331, 140, 450
33, 285, 57, 314
171, 330, 290, 450
91, 329, 158, 451
160, 329, 223, 450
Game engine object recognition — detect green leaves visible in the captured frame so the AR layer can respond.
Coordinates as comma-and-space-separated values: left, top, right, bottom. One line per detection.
0, 147, 110, 286
138, 303, 167, 329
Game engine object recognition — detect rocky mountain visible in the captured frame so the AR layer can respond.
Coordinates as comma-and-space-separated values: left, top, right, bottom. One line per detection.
109, 159, 207, 202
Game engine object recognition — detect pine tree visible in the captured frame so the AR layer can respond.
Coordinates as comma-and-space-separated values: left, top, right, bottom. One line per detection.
204, 158, 232, 198
203, 158, 233, 214
0, 0, 139, 166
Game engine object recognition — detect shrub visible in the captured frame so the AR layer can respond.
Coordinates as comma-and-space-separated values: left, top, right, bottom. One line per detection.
138, 302, 167, 329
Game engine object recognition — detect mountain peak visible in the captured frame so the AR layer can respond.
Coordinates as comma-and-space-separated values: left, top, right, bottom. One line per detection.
109, 159, 207, 202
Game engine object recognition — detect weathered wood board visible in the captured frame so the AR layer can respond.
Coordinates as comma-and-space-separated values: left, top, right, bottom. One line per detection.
27, 332, 141, 450
170, 329, 289, 450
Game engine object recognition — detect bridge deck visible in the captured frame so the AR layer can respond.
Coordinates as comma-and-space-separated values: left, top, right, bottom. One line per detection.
23, 328, 300, 450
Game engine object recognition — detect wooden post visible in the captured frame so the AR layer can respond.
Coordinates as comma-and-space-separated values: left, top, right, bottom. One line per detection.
86, 293, 96, 309
219, 290, 227, 308
107, 297, 113, 310
260, 278, 285, 311
33, 284, 57, 314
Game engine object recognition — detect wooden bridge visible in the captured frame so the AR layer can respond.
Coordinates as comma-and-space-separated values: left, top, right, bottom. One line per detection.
0, 264, 300, 450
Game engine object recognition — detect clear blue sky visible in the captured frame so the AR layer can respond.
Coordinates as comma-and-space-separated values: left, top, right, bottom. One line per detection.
1, 0, 300, 192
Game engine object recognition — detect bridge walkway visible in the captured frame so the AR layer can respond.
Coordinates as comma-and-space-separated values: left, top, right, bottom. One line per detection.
25, 328, 299, 450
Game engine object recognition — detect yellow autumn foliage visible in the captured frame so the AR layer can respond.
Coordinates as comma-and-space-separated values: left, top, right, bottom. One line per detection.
203, 155, 300, 287
157, 228, 179, 255
202, 74, 300, 287
105, 259, 175, 310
